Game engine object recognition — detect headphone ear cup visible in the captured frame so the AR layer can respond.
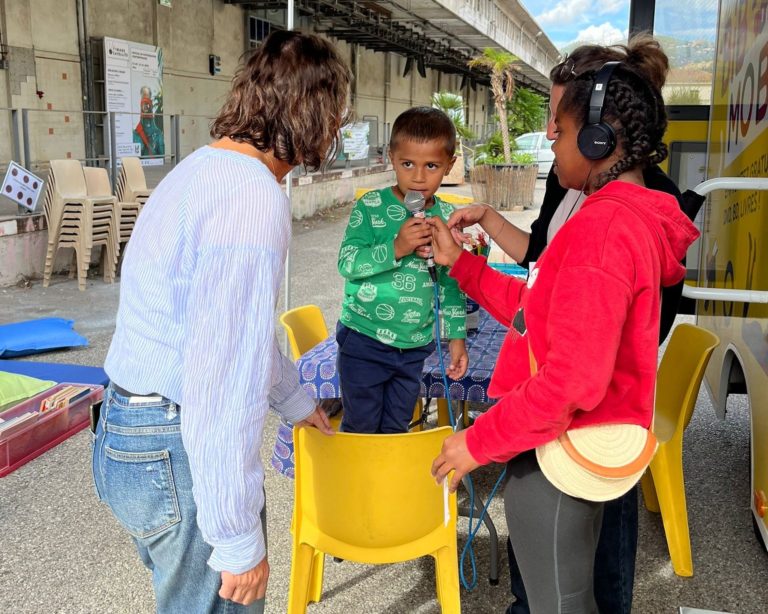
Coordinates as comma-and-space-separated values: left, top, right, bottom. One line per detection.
577, 123, 616, 160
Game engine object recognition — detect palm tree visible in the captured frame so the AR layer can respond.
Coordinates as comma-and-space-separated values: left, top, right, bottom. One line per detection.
430, 91, 475, 141
468, 48, 519, 164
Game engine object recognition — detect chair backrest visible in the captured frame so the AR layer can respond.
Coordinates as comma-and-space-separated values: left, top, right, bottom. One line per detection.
280, 305, 329, 360
83, 167, 113, 198
121, 157, 148, 190
654, 323, 720, 444
49, 159, 87, 198
293, 426, 456, 561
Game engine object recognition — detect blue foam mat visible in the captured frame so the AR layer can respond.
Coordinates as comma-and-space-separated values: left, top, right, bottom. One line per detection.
0, 361, 108, 387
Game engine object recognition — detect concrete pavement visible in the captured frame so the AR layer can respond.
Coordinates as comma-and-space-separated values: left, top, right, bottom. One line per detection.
1, 177, 766, 613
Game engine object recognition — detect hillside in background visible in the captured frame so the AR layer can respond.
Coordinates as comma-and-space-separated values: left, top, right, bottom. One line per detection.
559, 34, 715, 72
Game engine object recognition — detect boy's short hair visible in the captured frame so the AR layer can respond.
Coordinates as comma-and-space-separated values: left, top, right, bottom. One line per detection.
211, 31, 350, 172
389, 107, 456, 157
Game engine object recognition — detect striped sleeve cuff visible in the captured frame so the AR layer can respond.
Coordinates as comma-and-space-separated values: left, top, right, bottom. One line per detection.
272, 384, 316, 424
208, 526, 266, 574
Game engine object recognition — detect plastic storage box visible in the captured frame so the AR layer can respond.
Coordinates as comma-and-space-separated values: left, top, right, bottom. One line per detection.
0, 382, 104, 477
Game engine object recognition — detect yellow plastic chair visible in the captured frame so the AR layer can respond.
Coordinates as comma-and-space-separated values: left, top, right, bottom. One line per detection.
280, 305, 329, 362
287, 426, 459, 613
640, 323, 719, 577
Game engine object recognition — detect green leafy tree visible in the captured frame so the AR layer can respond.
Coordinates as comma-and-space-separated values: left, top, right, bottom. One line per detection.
468, 48, 519, 163
507, 87, 546, 137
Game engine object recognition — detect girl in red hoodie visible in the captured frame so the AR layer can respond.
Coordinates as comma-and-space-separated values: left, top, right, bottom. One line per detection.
429, 62, 699, 612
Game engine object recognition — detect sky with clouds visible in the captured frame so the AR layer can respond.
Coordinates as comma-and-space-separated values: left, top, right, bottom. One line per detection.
521, 0, 719, 51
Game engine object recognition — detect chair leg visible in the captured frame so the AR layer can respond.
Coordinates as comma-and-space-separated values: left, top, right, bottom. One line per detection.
68, 250, 77, 279
410, 398, 424, 432
434, 545, 461, 613
43, 242, 57, 287
650, 446, 693, 576
287, 542, 316, 614
640, 470, 660, 513
437, 399, 451, 427
307, 551, 325, 604
77, 246, 89, 291
434, 553, 443, 606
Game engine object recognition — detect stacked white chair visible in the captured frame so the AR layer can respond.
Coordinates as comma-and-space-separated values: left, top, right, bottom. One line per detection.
115, 157, 153, 205
42, 160, 118, 290
83, 167, 142, 256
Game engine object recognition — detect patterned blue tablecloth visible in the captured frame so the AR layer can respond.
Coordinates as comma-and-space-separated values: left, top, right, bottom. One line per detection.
272, 309, 508, 477
297, 308, 506, 403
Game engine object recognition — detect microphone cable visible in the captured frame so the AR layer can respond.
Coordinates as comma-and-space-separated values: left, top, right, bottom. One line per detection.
431, 282, 507, 591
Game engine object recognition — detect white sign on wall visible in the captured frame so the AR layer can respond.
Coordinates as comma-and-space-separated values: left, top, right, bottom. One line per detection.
104, 37, 165, 166
1, 162, 44, 211
342, 122, 370, 161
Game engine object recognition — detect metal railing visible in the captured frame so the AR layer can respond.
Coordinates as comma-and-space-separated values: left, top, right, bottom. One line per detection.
0, 109, 399, 201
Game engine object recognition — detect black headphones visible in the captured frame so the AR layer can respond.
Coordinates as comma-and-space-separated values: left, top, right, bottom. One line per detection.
577, 61, 620, 160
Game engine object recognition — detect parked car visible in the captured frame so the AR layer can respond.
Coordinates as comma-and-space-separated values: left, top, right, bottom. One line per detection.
514, 131, 554, 177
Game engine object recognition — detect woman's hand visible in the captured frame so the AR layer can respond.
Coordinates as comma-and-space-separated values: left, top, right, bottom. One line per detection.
427, 217, 464, 268
446, 203, 489, 232
294, 406, 334, 435
431, 429, 482, 493
445, 203, 492, 248
219, 557, 269, 605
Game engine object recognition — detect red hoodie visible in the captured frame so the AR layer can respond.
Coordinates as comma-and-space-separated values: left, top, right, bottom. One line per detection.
451, 181, 699, 465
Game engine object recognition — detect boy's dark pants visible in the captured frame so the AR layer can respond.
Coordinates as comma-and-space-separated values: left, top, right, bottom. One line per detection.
336, 323, 434, 433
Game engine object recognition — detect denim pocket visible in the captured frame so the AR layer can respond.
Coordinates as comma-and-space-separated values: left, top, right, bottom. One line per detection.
102, 446, 181, 539
90, 432, 104, 502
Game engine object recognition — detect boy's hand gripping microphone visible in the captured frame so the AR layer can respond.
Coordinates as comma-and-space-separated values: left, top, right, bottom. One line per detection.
403, 190, 438, 282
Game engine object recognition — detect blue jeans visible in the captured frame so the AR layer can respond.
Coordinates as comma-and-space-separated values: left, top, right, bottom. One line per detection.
336, 323, 434, 433
506, 486, 638, 614
92, 386, 266, 614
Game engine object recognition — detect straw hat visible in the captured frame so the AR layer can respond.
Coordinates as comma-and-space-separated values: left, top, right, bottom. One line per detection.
536, 423, 658, 502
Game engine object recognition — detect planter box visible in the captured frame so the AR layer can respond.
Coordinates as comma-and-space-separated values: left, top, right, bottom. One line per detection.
470, 163, 538, 210
441, 150, 465, 186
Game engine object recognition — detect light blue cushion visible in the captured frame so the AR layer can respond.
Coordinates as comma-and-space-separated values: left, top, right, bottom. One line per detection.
0, 318, 88, 358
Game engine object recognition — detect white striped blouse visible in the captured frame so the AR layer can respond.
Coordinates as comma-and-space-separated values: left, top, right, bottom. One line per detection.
105, 146, 315, 574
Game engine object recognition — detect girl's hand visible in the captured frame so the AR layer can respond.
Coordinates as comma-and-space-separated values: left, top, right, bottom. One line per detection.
426, 217, 463, 268
431, 429, 482, 493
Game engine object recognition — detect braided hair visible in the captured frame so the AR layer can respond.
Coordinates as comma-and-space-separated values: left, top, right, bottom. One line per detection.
560, 63, 668, 189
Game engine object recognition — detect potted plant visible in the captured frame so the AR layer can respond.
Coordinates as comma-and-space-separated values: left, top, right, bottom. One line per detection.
468, 49, 538, 210
431, 91, 475, 185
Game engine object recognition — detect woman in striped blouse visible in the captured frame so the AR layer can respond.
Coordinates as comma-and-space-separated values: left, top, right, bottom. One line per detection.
93, 31, 350, 613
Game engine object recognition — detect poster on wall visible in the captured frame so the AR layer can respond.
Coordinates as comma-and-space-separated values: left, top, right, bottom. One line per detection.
342, 122, 370, 161
104, 37, 165, 166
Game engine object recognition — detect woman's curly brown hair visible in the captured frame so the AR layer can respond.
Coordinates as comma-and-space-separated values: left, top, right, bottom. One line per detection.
560, 63, 668, 189
211, 30, 351, 172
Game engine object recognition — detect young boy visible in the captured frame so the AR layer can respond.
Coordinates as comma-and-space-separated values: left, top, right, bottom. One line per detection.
336, 106, 468, 434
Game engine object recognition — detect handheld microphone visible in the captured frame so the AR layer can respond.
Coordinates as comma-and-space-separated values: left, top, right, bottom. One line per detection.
403, 190, 438, 282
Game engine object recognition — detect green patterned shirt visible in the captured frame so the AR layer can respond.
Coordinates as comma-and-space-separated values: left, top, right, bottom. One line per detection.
338, 187, 466, 349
